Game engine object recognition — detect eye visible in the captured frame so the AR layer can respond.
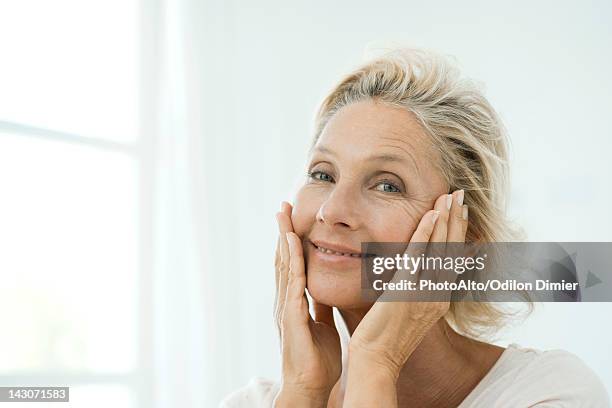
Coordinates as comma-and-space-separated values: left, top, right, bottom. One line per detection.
374, 180, 402, 193
308, 170, 334, 183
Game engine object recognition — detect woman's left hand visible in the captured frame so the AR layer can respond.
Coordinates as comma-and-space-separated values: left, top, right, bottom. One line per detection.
344, 190, 468, 407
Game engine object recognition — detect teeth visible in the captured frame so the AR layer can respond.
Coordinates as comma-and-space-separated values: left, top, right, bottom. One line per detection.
316, 245, 361, 257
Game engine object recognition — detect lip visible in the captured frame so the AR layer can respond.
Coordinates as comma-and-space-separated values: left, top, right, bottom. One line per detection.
310, 239, 362, 256
308, 241, 363, 266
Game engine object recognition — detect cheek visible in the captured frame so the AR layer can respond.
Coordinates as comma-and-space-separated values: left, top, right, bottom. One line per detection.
365, 200, 427, 242
290, 187, 320, 237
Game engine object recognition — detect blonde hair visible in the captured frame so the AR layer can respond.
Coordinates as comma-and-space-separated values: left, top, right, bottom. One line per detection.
312, 48, 528, 338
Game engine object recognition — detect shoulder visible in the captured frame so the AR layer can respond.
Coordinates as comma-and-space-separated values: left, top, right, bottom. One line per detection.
521, 346, 609, 401
219, 377, 280, 408
461, 344, 610, 407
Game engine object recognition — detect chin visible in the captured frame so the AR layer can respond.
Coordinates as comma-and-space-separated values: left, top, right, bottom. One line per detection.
306, 267, 370, 309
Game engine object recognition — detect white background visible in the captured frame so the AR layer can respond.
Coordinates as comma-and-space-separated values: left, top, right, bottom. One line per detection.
0, 0, 610, 407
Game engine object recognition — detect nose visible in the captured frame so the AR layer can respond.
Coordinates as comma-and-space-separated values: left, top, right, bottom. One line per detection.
316, 183, 359, 230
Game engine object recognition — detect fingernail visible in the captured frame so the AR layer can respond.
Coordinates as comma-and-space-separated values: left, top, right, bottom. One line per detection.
446, 194, 452, 210
280, 201, 286, 211
432, 210, 440, 224
456, 190, 464, 206
462, 205, 468, 220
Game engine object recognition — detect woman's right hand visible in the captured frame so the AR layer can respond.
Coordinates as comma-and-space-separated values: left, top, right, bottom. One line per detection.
273, 201, 342, 408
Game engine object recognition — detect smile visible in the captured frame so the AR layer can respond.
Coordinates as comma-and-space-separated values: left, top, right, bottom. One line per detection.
313, 243, 362, 258
309, 240, 376, 259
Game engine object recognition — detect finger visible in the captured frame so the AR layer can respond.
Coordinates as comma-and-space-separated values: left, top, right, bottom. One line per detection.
446, 190, 468, 260
277, 201, 295, 309
430, 193, 452, 244
286, 232, 307, 301
275, 216, 287, 331
400, 209, 440, 301
284, 232, 309, 325
328, 379, 342, 408
277, 201, 295, 296
387, 209, 439, 290
280, 234, 313, 355
427, 193, 452, 282
276, 211, 294, 322
447, 190, 467, 243
410, 209, 440, 244
274, 235, 281, 315
445, 190, 468, 290
281, 200, 293, 219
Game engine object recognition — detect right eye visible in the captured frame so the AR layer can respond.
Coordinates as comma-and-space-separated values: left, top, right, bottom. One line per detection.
308, 170, 334, 183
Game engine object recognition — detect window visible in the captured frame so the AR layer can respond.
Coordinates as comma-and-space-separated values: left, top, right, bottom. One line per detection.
0, 1, 149, 406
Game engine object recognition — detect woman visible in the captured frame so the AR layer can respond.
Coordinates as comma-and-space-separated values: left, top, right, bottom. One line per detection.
221, 49, 609, 407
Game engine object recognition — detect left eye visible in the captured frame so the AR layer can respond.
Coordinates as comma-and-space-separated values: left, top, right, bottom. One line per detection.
375, 182, 401, 193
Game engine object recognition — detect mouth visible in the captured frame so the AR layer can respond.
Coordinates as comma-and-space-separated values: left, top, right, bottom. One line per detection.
310, 240, 377, 259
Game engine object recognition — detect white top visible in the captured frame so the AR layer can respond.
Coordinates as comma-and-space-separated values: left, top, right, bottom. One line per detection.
219, 344, 610, 407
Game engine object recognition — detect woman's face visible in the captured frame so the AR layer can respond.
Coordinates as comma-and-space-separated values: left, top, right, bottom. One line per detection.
291, 100, 448, 309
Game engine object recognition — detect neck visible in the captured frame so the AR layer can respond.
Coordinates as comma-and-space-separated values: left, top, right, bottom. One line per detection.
337, 307, 504, 407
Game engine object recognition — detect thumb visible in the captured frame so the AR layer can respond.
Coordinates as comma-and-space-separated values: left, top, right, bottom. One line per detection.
312, 300, 335, 328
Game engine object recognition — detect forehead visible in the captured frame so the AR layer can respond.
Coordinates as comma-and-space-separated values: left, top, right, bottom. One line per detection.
314, 100, 437, 166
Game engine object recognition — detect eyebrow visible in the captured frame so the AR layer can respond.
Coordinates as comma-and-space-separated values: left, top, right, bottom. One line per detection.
312, 145, 420, 175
